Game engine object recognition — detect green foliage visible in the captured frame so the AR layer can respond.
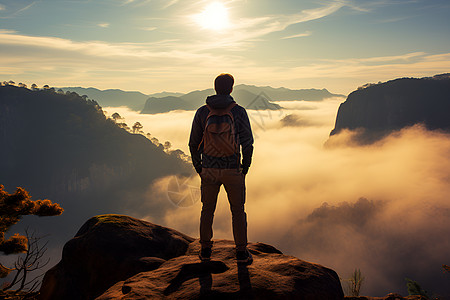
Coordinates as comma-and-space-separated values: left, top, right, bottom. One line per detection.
345, 268, 365, 296
406, 278, 429, 298
0, 185, 63, 278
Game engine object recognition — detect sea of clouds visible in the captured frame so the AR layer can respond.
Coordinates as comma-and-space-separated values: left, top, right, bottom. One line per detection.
105, 99, 450, 297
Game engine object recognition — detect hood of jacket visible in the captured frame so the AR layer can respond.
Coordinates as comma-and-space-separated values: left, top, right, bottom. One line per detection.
205, 94, 235, 109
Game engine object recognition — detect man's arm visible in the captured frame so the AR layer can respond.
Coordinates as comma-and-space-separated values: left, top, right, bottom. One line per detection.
189, 109, 204, 174
238, 108, 254, 174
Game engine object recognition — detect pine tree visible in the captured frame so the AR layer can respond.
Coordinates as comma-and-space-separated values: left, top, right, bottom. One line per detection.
0, 185, 63, 278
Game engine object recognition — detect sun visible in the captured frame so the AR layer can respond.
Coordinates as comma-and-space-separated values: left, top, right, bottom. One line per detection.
195, 2, 230, 31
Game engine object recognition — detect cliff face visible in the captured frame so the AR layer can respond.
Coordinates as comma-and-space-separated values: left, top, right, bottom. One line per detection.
330, 74, 450, 142
40, 215, 344, 300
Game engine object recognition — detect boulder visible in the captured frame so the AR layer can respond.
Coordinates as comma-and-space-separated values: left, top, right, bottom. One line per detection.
40, 214, 344, 300
98, 240, 344, 299
345, 294, 428, 300
39, 214, 194, 300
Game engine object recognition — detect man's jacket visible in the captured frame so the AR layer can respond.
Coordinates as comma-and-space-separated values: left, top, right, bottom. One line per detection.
189, 94, 254, 172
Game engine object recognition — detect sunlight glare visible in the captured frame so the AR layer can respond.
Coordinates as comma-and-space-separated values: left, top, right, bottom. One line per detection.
196, 2, 230, 31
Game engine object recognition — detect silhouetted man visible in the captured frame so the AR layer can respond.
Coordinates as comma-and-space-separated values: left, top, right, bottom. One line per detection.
189, 73, 254, 264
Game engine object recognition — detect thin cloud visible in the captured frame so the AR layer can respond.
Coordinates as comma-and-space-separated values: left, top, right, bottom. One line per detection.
161, 0, 179, 10
120, 0, 152, 7
16, 1, 37, 14
0, 30, 190, 58
288, 1, 345, 23
321, 52, 427, 64
141, 26, 157, 31
281, 31, 312, 40
377, 15, 412, 23
97, 23, 110, 28
184, 1, 346, 50
0, 1, 37, 18
1, 30, 449, 95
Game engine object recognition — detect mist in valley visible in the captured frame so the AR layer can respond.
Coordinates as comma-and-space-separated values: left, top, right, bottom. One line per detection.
106, 98, 450, 297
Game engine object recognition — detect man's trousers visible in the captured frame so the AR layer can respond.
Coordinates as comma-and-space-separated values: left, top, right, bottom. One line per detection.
199, 168, 247, 251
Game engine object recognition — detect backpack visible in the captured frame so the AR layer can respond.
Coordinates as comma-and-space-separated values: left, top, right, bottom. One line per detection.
200, 102, 239, 159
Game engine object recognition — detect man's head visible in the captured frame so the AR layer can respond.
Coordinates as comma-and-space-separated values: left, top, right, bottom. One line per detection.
214, 73, 234, 95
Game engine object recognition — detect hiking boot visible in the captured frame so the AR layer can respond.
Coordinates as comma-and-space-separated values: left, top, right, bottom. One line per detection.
199, 247, 212, 262
236, 249, 253, 265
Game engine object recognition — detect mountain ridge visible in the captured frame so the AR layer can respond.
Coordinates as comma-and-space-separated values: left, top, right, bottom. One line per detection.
60, 84, 344, 114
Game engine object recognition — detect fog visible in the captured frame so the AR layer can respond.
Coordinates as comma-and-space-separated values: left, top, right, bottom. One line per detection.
106, 99, 450, 297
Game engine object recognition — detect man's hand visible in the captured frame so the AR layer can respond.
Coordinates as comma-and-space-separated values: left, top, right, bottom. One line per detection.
242, 166, 249, 175
195, 166, 202, 174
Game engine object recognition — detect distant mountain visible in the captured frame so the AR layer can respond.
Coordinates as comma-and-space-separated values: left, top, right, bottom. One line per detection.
141, 96, 196, 113
234, 84, 345, 101
61, 85, 343, 114
142, 84, 333, 114
330, 74, 450, 142
61, 87, 149, 111
147, 91, 184, 98
0, 85, 192, 253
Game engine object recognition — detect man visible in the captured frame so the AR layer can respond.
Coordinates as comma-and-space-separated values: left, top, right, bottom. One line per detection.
189, 73, 254, 264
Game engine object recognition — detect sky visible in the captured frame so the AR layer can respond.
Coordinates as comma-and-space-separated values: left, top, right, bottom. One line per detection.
1, 0, 450, 95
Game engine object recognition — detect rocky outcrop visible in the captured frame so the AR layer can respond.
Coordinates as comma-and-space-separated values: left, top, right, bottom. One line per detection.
345, 294, 428, 300
40, 214, 344, 300
39, 215, 195, 300
330, 74, 450, 143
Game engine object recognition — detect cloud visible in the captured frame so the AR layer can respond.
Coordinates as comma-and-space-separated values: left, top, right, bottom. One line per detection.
160, 0, 179, 10
281, 31, 312, 40
120, 0, 152, 6
0, 1, 37, 18
16, 1, 36, 14
192, 1, 345, 48
0, 30, 243, 91
1, 28, 449, 95
97, 23, 110, 28
279, 113, 316, 127
323, 52, 427, 63
141, 26, 157, 31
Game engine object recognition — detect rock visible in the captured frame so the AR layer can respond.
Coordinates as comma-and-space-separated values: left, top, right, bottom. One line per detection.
98, 240, 343, 300
40, 215, 344, 300
0, 291, 39, 300
39, 214, 194, 300
345, 294, 428, 300
330, 74, 450, 143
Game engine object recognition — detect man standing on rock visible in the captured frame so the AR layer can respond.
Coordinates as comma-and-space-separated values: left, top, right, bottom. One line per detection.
189, 73, 254, 264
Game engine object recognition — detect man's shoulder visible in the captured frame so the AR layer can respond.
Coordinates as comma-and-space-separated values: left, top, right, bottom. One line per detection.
231, 103, 248, 115
195, 105, 209, 114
